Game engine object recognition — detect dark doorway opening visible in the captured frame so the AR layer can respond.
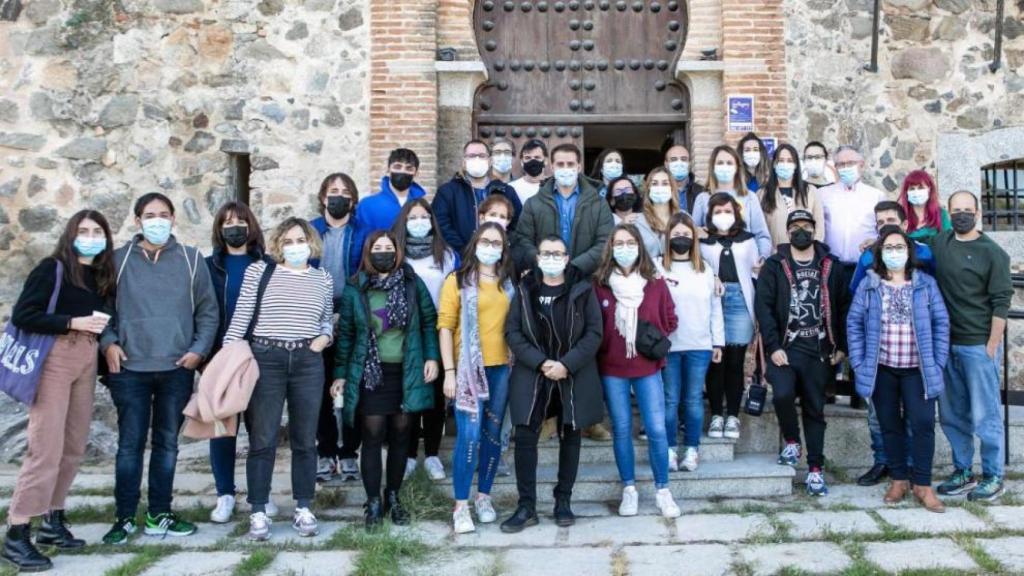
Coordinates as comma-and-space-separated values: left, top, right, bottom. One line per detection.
583, 123, 687, 181
228, 153, 251, 206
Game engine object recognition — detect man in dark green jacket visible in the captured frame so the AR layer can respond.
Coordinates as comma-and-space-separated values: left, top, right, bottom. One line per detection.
512, 143, 614, 279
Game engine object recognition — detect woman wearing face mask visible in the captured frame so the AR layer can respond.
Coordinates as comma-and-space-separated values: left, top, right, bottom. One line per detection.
658, 213, 723, 473
700, 193, 759, 441
331, 231, 440, 529
641, 167, 681, 259
477, 194, 515, 231
2, 211, 115, 572
737, 132, 770, 194
593, 224, 681, 519
760, 144, 825, 250
897, 170, 951, 245
223, 217, 334, 542
606, 176, 661, 258
438, 223, 516, 534
692, 146, 773, 261
390, 199, 458, 481
591, 149, 625, 197
204, 201, 273, 524
848, 226, 949, 512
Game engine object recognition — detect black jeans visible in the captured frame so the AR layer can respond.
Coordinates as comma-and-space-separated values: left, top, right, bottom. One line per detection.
108, 367, 194, 518
767, 348, 830, 469
514, 423, 581, 510
707, 345, 748, 417
361, 414, 411, 499
872, 365, 937, 485
317, 350, 342, 460
246, 343, 324, 511
408, 377, 445, 459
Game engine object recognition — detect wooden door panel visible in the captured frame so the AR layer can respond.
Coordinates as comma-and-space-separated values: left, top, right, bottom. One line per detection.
476, 123, 583, 178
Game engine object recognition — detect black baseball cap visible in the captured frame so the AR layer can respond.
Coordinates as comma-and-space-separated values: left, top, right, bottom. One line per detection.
786, 209, 816, 227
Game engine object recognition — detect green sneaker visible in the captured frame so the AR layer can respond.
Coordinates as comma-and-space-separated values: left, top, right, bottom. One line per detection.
936, 468, 977, 496
102, 517, 137, 545
967, 476, 1004, 502
144, 512, 197, 537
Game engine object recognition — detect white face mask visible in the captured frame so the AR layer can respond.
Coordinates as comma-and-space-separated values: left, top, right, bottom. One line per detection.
907, 187, 930, 207
492, 154, 513, 174
714, 165, 737, 186
282, 243, 311, 266
483, 216, 509, 229
466, 158, 490, 179
648, 185, 672, 205
742, 151, 761, 169
712, 213, 736, 233
804, 159, 825, 178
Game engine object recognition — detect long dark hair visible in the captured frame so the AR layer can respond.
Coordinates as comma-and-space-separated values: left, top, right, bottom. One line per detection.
53, 210, 116, 297
737, 132, 769, 191
595, 223, 659, 286
391, 198, 451, 269
455, 222, 513, 289
212, 201, 265, 254
871, 225, 918, 281
605, 176, 642, 213
761, 143, 809, 215
360, 230, 405, 275
590, 148, 624, 180
706, 192, 747, 237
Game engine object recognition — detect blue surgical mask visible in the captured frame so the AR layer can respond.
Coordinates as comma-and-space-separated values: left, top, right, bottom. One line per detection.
493, 154, 513, 174
907, 187, 929, 206
602, 162, 623, 180
406, 218, 432, 239
613, 245, 639, 268
283, 243, 311, 267
668, 160, 689, 181
648, 186, 672, 205
838, 166, 860, 187
476, 244, 503, 266
774, 162, 796, 182
882, 250, 908, 271
714, 165, 736, 185
538, 256, 567, 277
74, 236, 106, 257
554, 168, 577, 188
141, 217, 172, 246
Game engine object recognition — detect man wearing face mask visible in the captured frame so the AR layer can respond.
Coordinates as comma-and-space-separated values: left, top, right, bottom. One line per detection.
99, 193, 219, 544
510, 139, 549, 206
433, 140, 523, 255
817, 145, 887, 288
932, 191, 1013, 502
664, 144, 705, 214
354, 149, 427, 254
802, 141, 835, 188
755, 209, 849, 497
490, 138, 516, 184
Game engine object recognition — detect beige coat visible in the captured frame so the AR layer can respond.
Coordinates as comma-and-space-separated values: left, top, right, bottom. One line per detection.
758, 185, 825, 251
182, 340, 259, 439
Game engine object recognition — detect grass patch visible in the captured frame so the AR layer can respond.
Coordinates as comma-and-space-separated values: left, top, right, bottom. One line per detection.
610, 548, 629, 576
727, 559, 755, 576
778, 568, 810, 576
747, 512, 794, 544
102, 547, 172, 576
232, 549, 277, 576
839, 541, 886, 576
313, 487, 348, 511
953, 535, 1005, 574
0, 564, 17, 576
399, 468, 452, 522
865, 510, 917, 542
325, 525, 428, 576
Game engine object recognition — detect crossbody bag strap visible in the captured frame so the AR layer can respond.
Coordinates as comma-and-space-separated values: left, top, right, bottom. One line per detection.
115, 243, 133, 285
46, 259, 64, 314
244, 262, 276, 341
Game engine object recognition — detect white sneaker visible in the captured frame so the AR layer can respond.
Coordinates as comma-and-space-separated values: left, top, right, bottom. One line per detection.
424, 456, 446, 480
708, 415, 725, 438
339, 458, 360, 481
264, 499, 279, 518
475, 495, 497, 523
404, 457, 418, 480
656, 488, 681, 518
248, 512, 271, 541
210, 494, 235, 523
724, 416, 741, 440
681, 447, 700, 472
619, 486, 639, 516
453, 505, 475, 534
292, 507, 318, 537
668, 448, 679, 472
316, 456, 337, 482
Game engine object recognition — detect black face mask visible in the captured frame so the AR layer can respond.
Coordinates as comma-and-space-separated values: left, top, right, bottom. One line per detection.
950, 211, 976, 234
390, 172, 414, 191
326, 196, 352, 220
222, 225, 248, 249
789, 228, 814, 250
670, 236, 693, 255
613, 193, 637, 212
370, 252, 397, 272
522, 159, 545, 177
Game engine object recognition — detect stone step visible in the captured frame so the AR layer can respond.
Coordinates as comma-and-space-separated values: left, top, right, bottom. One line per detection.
326, 453, 794, 503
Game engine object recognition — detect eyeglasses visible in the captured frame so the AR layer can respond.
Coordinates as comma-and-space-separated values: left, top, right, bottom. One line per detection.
611, 187, 633, 196
539, 251, 567, 258
478, 239, 504, 249
464, 153, 489, 160
492, 151, 513, 157
881, 245, 908, 254
835, 160, 859, 169
804, 154, 826, 161
612, 240, 639, 249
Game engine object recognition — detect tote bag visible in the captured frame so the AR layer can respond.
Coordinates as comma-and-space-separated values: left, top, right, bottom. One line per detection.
0, 260, 63, 404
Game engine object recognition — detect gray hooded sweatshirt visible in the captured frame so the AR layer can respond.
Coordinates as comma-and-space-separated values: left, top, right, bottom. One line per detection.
100, 235, 219, 373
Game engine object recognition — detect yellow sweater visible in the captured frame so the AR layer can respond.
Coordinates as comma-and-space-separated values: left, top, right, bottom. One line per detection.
437, 274, 510, 367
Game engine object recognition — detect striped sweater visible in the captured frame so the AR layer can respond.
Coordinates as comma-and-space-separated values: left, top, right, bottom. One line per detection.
223, 261, 334, 343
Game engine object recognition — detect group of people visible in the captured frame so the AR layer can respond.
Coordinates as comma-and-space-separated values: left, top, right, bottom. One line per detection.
1, 133, 1013, 571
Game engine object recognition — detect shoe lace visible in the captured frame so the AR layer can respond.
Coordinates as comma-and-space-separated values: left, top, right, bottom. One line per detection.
782, 444, 800, 459
807, 471, 824, 485
153, 513, 175, 540
295, 508, 316, 526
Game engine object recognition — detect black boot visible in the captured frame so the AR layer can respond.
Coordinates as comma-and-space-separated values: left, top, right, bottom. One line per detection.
2, 524, 52, 572
364, 497, 384, 530
499, 505, 538, 534
857, 464, 889, 487
384, 490, 410, 526
553, 496, 575, 527
36, 511, 85, 549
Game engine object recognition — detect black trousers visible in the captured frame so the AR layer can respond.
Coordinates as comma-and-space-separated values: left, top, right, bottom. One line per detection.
707, 345, 748, 417
317, 350, 362, 460
514, 424, 581, 510
408, 377, 445, 459
872, 365, 936, 485
767, 348, 830, 469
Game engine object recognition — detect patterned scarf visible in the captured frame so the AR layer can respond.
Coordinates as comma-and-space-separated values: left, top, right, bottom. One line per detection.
362, 267, 410, 391
405, 234, 434, 261
455, 277, 515, 414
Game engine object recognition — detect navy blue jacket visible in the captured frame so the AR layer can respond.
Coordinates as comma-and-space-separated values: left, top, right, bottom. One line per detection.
204, 247, 273, 357
432, 173, 522, 255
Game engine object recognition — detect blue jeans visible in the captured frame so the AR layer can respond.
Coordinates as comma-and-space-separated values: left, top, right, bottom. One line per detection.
210, 412, 251, 497
452, 365, 510, 501
107, 368, 195, 518
867, 402, 913, 468
722, 283, 754, 345
940, 344, 1005, 478
663, 351, 713, 449
603, 373, 669, 488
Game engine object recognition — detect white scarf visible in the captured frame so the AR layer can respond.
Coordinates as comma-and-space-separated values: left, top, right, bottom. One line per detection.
608, 270, 647, 359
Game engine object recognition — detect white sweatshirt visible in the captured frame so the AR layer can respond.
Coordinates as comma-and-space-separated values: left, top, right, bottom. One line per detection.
659, 259, 725, 352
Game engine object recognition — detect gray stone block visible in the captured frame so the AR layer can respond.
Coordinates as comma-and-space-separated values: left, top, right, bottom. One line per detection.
0, 132, 45, 151
987, 506, 1024, 531
876, 507, 989, 534
624, 544, 733, 576
265, 551, 356, 575
503, 547, 612, 576
562, 515, 673, 545
863, 538, 977, 572
674, 513, 772, 543
977, 537, 1024, 573
142, 551, 244, 576
49, 553, 135, 576
738, 542, 851, 575
777, 510, 882, 538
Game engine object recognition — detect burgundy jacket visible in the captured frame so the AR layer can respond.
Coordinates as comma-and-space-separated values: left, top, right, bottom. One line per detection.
593, 278, 678, 378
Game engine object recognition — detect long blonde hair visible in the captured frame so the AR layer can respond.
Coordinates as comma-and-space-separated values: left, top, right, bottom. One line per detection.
642, 166, 680, 234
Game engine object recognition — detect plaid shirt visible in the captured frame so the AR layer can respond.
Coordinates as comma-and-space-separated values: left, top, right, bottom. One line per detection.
879, 283, 919, 368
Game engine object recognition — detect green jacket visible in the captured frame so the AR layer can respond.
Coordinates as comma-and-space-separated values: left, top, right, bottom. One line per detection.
334, 265, 440, 426
512, 175, 614, 276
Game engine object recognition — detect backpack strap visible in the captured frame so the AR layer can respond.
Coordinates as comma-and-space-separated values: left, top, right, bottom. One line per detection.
244, 262, 276, 341
181, 245, 200, 314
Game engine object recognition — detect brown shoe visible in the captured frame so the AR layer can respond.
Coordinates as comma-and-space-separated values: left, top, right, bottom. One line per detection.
912, 485, 946, 513
582, 423, 611, 441
883, 480, 910, 504
539, 417, 558, 442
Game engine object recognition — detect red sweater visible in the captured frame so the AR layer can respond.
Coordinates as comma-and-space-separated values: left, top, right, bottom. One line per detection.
593, 278, 678, 378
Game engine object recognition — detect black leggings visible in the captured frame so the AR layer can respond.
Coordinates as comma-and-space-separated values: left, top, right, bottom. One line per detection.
360, 413, 411, 500
707, 344, 748, 417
